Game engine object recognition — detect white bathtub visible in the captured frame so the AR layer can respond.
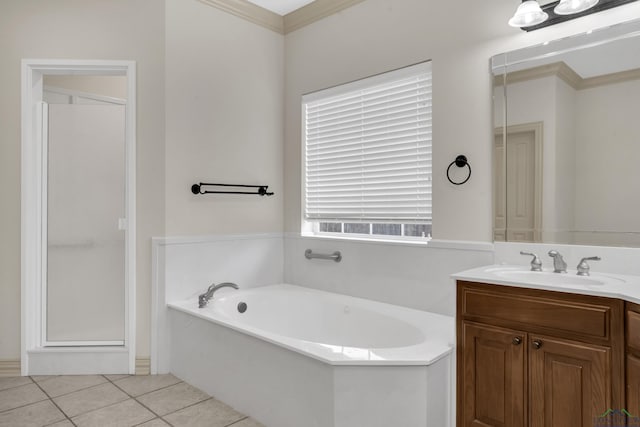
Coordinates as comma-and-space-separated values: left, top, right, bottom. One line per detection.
167, 284, 454, 427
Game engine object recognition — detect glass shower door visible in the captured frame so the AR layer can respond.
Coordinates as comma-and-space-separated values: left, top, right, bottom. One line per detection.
45, 103, 126, 345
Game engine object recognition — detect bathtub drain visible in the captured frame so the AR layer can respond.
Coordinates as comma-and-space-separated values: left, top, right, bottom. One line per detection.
237, 302, 247, 313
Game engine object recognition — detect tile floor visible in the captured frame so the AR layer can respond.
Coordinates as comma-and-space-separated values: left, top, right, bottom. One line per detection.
0, 374, 264, 427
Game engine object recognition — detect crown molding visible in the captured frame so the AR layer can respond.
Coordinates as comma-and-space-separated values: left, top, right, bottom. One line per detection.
284, 0, 367, 33
197, 0, 366, 34
580, 67, 640, 89
494, 61, 640, 90
495, 62, 582, 89
197, 0, 284, 34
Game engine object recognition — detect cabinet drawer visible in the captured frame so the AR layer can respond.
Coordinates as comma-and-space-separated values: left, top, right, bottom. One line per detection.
458, 281, 617, 341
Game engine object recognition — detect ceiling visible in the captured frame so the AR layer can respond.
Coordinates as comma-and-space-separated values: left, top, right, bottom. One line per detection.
246, 0, 315, 15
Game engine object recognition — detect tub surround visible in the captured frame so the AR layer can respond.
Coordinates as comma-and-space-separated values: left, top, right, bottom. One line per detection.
168, 292, 452, 427
151, 233, 284, 375
284, 234, 494, 318
152, 232, 476, 426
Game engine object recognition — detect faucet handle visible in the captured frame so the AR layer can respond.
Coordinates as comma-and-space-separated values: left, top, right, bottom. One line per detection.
520, 251, 543, 271
577, 256, 601, 276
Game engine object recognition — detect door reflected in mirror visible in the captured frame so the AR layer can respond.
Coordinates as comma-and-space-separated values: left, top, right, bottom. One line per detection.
492, 19, 640, 247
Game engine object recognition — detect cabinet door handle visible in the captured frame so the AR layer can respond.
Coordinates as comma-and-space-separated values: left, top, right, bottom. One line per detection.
512, 336, 522, 345
532, 340, 543, 349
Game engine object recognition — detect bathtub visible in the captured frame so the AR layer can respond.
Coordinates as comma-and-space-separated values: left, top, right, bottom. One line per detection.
167, 284, 454, 427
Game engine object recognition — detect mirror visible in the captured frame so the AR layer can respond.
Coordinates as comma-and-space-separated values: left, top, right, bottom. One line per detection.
492, 19, 640, 247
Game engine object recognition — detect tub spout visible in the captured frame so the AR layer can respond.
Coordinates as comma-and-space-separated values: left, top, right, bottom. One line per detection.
198, 282, 239, 308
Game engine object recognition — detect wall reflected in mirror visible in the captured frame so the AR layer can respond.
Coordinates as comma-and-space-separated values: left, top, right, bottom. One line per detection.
492, 19, 640, 247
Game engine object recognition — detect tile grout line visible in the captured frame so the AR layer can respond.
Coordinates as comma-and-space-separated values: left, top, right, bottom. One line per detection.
50, 378, 132, 420
107, 375, 183, 399
0, 397, 51, 415
105, 376, 252, 427
225, 415, 250, 426
154, 396, 217, 425
105, 375, 172, 422
132, 392, 212, 425
0, 377, 35, 393
31, 377, 77, 427
32, 375, 110, 399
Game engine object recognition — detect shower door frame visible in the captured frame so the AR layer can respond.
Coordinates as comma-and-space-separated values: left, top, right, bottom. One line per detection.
21, 59, 136, 375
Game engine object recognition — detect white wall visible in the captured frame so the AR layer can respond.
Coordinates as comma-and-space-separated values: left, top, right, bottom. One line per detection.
0, 0, 165, 362
285, 236, 493, 317
280, 0, 640, 320
574, 79, 640, 241
164, 0, 284, 235
283, 0, 640, 241
553, 78, 577, 241
3, 0, 640, 370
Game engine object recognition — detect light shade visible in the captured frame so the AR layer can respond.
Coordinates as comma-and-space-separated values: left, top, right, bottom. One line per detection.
554, 0, 599, 15
509, 1, 549, 27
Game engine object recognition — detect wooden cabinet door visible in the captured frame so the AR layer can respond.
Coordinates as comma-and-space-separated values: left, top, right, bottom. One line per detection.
461, 322, 526, 427
529, 335, 610, 427
627, 354, 640, 417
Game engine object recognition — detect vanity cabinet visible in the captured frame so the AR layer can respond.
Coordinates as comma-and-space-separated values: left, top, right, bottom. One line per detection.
457, 281, 625, 427
627, 302, 640, 415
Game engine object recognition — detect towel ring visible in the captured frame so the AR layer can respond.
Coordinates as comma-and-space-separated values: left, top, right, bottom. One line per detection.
446, 155, 471, 185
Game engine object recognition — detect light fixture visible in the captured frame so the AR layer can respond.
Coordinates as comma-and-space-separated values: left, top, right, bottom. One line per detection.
508, 1, 549, 28
554, 0, 600, 14
512, 0, 637, 32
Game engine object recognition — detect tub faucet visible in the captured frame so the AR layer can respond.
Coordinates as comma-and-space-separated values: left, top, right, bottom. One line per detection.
198, 282, 239, 308
548, 250, 567, 273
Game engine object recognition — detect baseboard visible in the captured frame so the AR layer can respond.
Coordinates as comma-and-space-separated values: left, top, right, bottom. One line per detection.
0, 360, 21, 377
135, 358, 151, 375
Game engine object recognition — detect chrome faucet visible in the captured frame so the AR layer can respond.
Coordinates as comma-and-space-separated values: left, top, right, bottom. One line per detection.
548, 250, 567, 273
520, 251, 542, 271
576, 256, 601, 276
198, 282, 239, 308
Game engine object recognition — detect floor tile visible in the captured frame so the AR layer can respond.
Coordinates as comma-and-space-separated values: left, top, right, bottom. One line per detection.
31, 375, 58, 383
230, 418, 266, 427
113, 374, 180, 397
72, 399, 154, 427
0, 400, 65, 427
0, 383, 48, 412
136, 419, 170, 426
38, 375, 107, 398
137, 382, 209, 416
53, 382, 129, 417
0, 376, 33, 392
164, 399, 245, 427
104, 374, 130, 382
46, 420, 74, 427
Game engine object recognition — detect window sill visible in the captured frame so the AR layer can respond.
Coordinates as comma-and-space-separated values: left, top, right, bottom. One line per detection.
293, 232, 495, 252
297, 232, 431, 248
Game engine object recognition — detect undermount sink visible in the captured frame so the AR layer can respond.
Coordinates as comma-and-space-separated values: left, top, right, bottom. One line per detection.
476, 266, 628, 288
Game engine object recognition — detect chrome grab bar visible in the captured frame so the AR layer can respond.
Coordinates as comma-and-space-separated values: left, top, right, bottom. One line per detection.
304, 249, 342, 263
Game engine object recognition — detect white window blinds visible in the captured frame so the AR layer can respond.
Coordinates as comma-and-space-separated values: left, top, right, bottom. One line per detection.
303, 62, 432, 224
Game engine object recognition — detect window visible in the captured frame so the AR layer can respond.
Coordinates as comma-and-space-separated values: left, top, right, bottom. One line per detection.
302, 62, 432, 241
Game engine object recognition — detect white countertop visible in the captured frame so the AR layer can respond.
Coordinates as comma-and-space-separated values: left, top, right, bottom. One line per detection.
452, 264, 640, 304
